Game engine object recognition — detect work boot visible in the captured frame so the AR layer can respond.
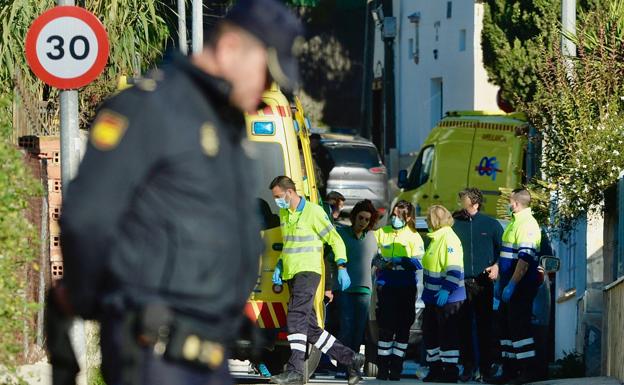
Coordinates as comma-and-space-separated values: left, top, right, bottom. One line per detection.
269, 371, 304, 385
376, 355, 390, 380
347, 353, 365, 385
388, 356, 403, 381
422, 364, 443, 383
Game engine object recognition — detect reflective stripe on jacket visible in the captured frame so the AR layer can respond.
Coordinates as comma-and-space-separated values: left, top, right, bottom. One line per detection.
422, 226, 466, 304
499, 208, 541, 287
374, 225, 424, 287
279, 197, 346, 280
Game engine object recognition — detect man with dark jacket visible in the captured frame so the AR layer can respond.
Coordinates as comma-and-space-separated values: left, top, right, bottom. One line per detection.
452, 188, 504, 381
57, 2, 302, 384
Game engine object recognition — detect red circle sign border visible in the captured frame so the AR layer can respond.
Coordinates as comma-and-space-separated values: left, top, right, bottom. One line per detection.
25, 6, 109, 90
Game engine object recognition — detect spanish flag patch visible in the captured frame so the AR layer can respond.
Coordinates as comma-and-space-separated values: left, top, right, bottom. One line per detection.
90, 110, 129, 151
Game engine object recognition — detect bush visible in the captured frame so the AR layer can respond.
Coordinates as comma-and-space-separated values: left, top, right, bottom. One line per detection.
523, 3, 624, 229
0, 95, 42, 373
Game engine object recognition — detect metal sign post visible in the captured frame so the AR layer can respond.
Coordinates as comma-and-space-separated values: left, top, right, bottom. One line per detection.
192, 0, 203, 54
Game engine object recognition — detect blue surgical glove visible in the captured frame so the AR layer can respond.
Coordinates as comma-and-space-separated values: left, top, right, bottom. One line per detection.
501, 281, 516, 303
272, 260, 283, 285
435, 289, 450, 307
336, 258, 347, 266
390, 257, 402, 266
337, 268, 351, 291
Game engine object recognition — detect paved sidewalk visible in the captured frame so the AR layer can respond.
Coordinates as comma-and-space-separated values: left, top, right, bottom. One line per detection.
527, 377, 622, 385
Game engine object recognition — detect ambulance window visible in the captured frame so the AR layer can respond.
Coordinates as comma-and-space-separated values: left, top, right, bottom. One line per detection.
407, 145, 434, 189
252, 142, 285, 228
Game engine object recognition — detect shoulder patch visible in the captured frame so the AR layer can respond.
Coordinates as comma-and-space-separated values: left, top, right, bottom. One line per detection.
447, 247, 455, 253
90, 110, 128, 151
200, 123, 219, 157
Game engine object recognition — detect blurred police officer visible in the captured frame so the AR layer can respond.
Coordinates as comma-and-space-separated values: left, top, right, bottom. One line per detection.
58, 1, 303, 385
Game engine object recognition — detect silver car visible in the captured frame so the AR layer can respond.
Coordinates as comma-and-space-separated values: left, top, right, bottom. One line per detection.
321, 134, 389, 217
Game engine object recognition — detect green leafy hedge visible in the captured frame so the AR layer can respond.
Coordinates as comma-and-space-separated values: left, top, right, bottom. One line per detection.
0, 95, 42, 371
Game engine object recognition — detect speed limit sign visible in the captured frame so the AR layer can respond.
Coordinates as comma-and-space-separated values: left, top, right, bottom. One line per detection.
25, 6, 109, 89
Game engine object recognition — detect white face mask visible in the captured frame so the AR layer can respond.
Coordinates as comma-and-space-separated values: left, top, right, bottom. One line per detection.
275, 192, 291, 209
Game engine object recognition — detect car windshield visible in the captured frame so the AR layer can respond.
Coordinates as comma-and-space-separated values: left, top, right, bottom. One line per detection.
325, 144, 381, 168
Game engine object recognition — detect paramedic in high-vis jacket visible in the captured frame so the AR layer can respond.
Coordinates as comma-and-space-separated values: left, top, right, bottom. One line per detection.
485, 188, 541, 385
270, 176, 364, 385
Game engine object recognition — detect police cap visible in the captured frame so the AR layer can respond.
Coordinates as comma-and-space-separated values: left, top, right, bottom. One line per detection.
225, 0, 304, 91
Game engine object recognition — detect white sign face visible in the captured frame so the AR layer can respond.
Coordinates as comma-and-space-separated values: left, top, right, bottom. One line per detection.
26, 6, 109, 89
36, 16, 98, 79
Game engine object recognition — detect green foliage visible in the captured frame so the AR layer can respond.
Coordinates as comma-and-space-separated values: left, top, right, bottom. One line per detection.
551, 350, 585, 378
524, 2, 624, 228
481, 0, 560, 108
0, 94, 42, 371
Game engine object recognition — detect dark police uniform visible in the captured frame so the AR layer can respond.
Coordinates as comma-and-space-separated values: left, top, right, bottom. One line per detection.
60, 52, 263, 385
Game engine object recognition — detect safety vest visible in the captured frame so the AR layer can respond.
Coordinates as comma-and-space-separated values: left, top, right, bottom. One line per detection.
421, 226, 466, 304
374, 225, 424, 287
499, 208, 541, 286
374, 225, 424, 259
279, 197, 346, 280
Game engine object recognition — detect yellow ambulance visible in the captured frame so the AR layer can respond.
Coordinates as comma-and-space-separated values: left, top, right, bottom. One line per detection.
394, 111, 534, 218
233, 84, 324, 379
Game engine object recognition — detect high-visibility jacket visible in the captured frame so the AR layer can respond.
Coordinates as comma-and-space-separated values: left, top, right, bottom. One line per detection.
374, 225, 425, 287
279, 197, 346, 280
421, 226, 466, 304
499, 208, 541, 289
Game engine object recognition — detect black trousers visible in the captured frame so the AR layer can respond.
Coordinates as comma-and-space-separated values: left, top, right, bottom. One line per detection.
498, 288, 537, 375
376, 285, 416, 375
458, 274, 497, 373
285, 272, 354, 374
423, 301, 463, 373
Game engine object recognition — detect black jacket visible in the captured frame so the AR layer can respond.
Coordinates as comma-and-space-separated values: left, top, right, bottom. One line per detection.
452, 210, 503, 279
60, 53, 263, 343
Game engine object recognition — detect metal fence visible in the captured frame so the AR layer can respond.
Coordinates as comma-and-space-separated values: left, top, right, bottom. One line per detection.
12, 71, 59, 143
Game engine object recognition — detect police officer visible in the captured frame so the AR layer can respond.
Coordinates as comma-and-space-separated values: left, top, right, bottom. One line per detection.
269, 176, 365, 385
58, 1, 303, 384
485, 188, 541, 385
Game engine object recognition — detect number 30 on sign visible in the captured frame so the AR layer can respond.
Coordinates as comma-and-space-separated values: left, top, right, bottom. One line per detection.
26, 6, 109, 89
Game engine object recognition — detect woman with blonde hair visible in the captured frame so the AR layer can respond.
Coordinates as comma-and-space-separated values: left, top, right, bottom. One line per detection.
373, 200, 425, 380
421, 205, 466, 383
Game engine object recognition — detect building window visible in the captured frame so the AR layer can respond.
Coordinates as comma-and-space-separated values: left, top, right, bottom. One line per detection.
459, 29, 466, 51
447, 1, 452, 19
430, 78, 443, 129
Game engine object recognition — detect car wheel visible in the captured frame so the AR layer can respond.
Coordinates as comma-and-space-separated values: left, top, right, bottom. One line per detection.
261, 345, 290, 376
303, 345, 321, 383
365, 361, 379, 377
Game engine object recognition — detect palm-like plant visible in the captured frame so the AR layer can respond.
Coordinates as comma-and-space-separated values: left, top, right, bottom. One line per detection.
0, 0, 173, 128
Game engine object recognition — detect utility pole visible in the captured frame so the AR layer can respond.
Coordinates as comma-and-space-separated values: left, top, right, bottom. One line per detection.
561, 0, 576, 74
192, 0, 203, 54
381, 0, 396, 158
360, 0, 375, 140
178, 0, 188, 54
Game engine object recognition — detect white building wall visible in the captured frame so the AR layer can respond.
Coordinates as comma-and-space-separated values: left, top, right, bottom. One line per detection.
387, 0, 500, 155
473, 3, 501, 111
